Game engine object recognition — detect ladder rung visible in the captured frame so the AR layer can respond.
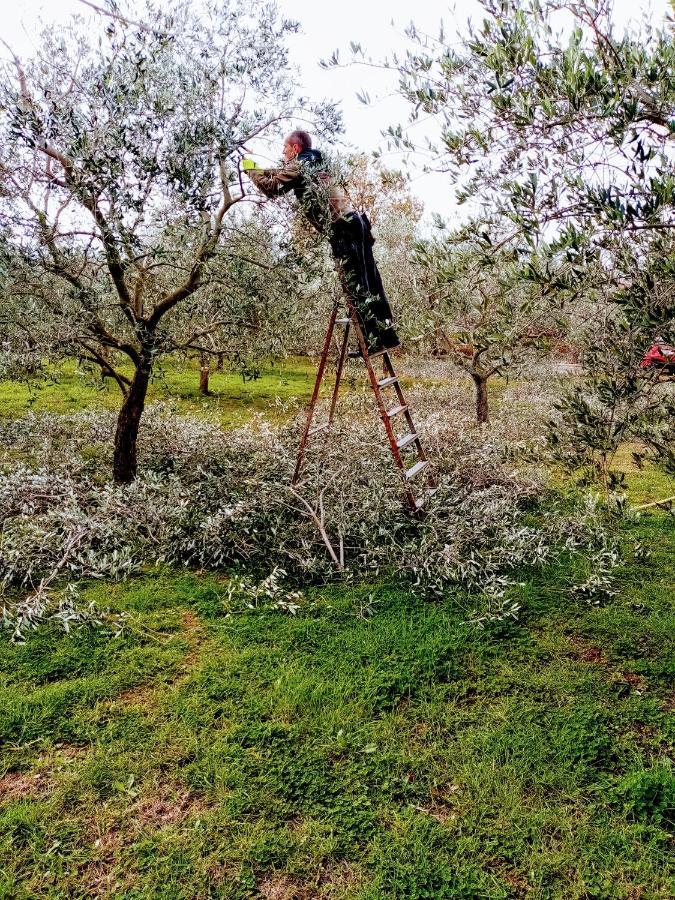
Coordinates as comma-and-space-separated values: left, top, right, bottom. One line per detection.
387, 404, 408, 418
414, 487, 438, 511
378, 375, 399, 388
308, 422, 330, 437
335, 318, 351, 326
396, 432, 418, 451
405, 459, 428, 480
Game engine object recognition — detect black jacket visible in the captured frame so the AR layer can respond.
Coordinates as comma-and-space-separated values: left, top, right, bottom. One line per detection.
248, 149, 352, 233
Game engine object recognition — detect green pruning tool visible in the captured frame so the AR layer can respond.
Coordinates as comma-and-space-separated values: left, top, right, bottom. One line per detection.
242, 158, 264, 172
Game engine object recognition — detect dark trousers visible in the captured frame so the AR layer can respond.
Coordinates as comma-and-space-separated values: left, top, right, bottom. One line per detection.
329, 212, 399, 347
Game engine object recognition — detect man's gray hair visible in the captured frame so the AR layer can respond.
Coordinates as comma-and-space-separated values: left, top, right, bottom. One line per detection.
287, 129, 312, 151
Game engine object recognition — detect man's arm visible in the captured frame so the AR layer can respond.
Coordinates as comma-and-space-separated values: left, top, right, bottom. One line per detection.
247, 160, 302, 198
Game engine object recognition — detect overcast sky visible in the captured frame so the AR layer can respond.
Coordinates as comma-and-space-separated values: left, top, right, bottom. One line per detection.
3, 0, 672, 223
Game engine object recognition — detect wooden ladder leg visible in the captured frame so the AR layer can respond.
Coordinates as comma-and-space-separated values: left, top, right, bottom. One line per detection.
292, 306, 338, 485
346, 302, 418, 511
379, 353, 439, 502
328, 320, 350, 425
381, 353, 426, 466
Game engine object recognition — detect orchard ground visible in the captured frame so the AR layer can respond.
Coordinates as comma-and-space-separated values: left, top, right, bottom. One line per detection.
0, 358, 673, 899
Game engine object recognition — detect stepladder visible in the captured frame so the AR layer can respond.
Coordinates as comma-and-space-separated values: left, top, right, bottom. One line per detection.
292, 299, 438, 513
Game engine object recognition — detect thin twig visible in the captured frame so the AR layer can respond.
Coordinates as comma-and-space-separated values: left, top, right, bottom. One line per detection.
287, 485, 344, 570
75, 0, 162, 35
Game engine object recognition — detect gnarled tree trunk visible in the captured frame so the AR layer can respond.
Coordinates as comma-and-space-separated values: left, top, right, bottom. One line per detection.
199, 352, 210, 395
113, 356, 152, 484
471, 372, 489, 424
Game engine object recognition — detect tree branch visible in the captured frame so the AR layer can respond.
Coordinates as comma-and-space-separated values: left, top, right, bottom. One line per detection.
77, 339, 131, 395
148, 176, 239, 328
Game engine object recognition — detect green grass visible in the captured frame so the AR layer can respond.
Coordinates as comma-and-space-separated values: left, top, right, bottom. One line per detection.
1, 513, 673, 898
608, 445, 675, 508
0, 358, 320, 426
1, 360, 673, 896
0, 356, 451, 427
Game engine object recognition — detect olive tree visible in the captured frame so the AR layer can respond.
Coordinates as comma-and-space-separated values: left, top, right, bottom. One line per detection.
1, 0, 338, 482
151, 209, 313, 394
342, 0, 675, 472
415, 228, 566, 422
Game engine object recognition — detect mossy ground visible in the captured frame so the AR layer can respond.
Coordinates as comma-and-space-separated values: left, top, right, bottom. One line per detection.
1, 363, 673, 898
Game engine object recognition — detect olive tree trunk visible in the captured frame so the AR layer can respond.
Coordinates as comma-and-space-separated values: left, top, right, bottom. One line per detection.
113, 356, 152, 484
199, 352, 210, 395
471, 373, 489, 424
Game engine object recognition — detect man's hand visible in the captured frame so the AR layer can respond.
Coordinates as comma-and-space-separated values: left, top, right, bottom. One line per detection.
242, 158, 264, 172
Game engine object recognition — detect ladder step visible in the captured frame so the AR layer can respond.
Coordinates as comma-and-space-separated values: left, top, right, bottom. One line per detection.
405, 459, 429, 480
387, 404, 408, 418
308, 422, 330, 437
414, 487, 438, 511
335, 318, 351, 326
378, 375, 399, 388
396, 432, 418, 451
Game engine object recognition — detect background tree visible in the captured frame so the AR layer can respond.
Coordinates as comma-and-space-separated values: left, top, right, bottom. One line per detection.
345, 155, 426, 347
158, 210, 310, 395
0, 241, 73, 382
415, 227, 566, 422
0, 0, 338, 482
346, 154, 423, 229
344, 0, 675, 473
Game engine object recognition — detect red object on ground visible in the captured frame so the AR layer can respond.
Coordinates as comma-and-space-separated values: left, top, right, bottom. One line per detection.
641, 342, 675, 370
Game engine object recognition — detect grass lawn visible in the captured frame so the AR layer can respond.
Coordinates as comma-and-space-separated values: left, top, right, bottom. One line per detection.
0, 357, 451, 428
0, 358, 319, 426
1, 510, 673, 899
1, 362, 673, 898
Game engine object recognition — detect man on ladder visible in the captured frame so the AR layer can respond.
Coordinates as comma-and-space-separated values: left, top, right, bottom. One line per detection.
243, 131, 435, 512
242, 130, 401, 357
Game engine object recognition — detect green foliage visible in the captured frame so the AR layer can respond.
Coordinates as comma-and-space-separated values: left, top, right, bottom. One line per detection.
546, 290, 675, 482
373, 0, 675, 474
613, 764, 675, 826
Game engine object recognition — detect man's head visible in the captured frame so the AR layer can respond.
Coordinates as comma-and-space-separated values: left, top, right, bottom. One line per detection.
283, 129, 312, 161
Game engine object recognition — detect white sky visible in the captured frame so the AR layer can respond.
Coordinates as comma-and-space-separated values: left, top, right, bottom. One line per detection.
3, 0, 672, 223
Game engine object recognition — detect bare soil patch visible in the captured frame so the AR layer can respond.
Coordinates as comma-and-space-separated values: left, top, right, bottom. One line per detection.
567, 636, 647, 689
0, 770, 48, 803
130, 781, 203, 829
258, 860, 362, 899
258, 875, 309, 900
